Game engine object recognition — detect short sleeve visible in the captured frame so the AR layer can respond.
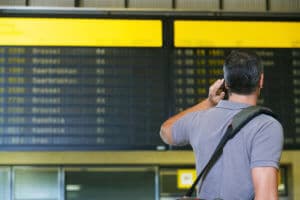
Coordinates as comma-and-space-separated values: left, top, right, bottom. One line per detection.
171, 112, 197, 146
250, 119, 284, 169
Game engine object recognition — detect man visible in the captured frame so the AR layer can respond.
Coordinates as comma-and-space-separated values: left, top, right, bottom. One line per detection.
160, 50, 283, 200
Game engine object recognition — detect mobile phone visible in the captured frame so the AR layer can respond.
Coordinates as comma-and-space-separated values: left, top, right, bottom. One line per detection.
217, 81, 228, 100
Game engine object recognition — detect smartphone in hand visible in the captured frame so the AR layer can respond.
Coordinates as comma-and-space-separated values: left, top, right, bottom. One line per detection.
217, 81, 228, 100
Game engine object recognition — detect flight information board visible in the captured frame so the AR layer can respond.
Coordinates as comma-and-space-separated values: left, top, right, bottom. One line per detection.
0, 16, 300, 150
0, 47, 167, 150
0, 18, 167, 150
173, 20, 300, 149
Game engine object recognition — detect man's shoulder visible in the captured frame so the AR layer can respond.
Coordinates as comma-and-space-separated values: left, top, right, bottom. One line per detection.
250, 113, 282, 127
242, 112, 283, 139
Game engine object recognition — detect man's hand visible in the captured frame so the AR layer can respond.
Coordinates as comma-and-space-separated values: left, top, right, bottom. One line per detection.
208, 79, 226, 106
160, 79, 226, 145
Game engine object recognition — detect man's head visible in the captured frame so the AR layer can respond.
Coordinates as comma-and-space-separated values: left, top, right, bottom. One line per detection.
223, 50, 263, 95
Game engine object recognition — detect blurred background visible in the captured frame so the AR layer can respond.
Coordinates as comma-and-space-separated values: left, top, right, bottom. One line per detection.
0, 0, 299, 199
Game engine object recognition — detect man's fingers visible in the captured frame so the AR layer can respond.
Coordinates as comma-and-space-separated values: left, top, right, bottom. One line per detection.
210, 79, 224, 94
208, 79, 226, 105
214, 79, 224, 91
217, 91, 225, 101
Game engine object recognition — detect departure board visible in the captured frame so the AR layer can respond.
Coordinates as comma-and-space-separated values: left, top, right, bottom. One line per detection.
0, 47, 167, 150
174, 20, 300, 149
0, 18, 168, 150
0, 15, 300, 150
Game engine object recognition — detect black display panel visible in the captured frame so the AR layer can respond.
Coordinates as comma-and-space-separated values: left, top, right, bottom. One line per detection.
0, 47, 167, 150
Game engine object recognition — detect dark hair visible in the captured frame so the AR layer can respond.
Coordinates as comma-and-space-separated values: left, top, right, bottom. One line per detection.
223, 50, 263, 95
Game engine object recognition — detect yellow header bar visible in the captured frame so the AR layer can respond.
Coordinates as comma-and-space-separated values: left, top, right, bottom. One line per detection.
0, 18, 162, 47
175, 20, 300, 48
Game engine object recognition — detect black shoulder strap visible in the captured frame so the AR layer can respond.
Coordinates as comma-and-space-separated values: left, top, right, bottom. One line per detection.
228, 106, 278, 140
184, 106, 278, 197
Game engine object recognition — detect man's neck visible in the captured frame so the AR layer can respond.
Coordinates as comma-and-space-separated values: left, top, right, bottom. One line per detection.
228, 92, 258, 106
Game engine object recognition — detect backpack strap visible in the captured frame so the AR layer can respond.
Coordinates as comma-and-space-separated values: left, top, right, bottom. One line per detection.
184, 105, 279, 197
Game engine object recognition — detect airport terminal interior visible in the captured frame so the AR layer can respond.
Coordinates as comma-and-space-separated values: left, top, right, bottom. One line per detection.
0, 0, 299, 199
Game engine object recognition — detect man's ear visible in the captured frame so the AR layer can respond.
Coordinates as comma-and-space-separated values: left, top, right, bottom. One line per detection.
259, 73, 264, 89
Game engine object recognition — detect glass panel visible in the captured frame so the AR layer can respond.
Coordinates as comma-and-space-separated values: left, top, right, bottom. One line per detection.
0, 167, 10, 200
14, 167, 59, 200
65, 167, 155, 200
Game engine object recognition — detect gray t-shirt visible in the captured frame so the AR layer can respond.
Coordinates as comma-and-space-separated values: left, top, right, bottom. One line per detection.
172, 100, 284, 200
